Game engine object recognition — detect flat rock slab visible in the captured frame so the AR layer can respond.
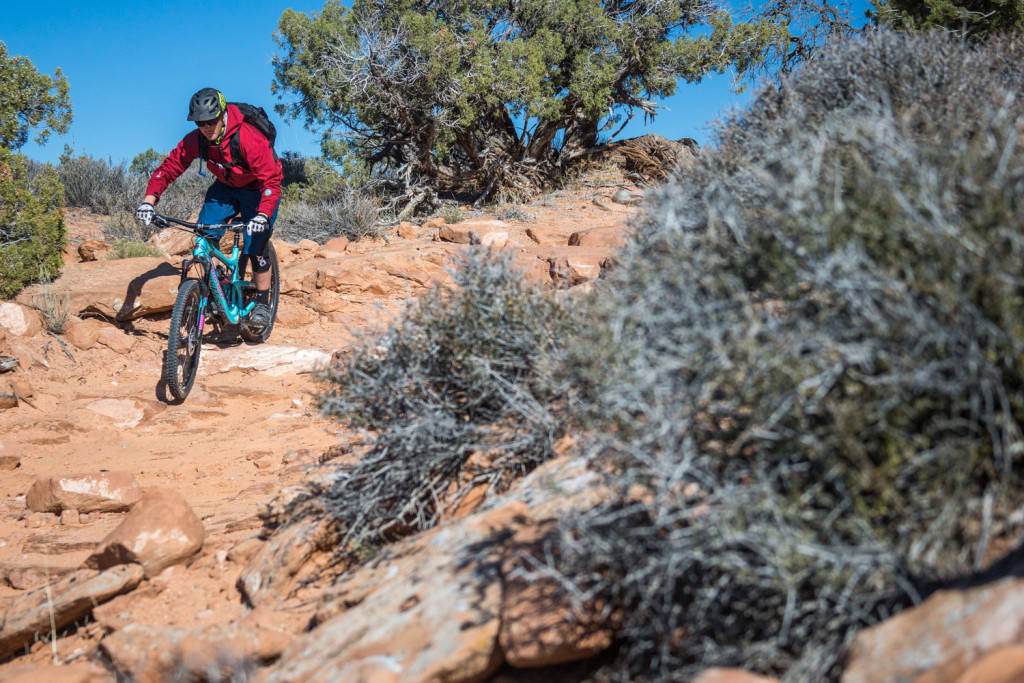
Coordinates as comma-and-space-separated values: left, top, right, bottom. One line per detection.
26, 470, 142, 513
17, 257, 179, 321
203, 346, 332, 377
262, 502, 532, 683
0, 564, 145, 660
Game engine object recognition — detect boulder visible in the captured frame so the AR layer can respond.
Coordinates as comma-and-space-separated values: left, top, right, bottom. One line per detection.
25, 471, 142, 513
323, 237, 349, 253
397, 221, 419, 240
77, 238, 113, 261
0, 303, 42, 338
63, 319, 101, 350
841, 577, 1024, 683
16, 257, 179, 321
96, 326, 137, 355
549, 254, 605, 287
85, 487, 205, 578
0, 565, 145, 660
99, 620, 292, 682
149, 227, 195, 257
568, 226, 628, 248
437, 218, 511, 247
499, 521, 617, 667
262, 502, 532, 682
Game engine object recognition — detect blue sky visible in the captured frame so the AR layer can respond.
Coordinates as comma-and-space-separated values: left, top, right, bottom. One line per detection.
7, 0, 869, 166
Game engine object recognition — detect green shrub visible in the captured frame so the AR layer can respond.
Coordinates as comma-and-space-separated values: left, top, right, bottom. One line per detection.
439, 204, 464, 224
553, 30, 1024, 681
0, 148, 65, 298
493, 204, 537, 223
34, 264, 70, 333
315, 249, 573, 553
103, 239, 163, 260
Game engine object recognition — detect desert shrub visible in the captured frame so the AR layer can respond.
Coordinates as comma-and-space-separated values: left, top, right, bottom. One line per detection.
493, 204, 536, 223
0, 148, 65, 298
58, 154, 139, 214
316, 249, 573, 553
439, 204, 464, 224
33, 265, 70, 333
275, 189, 383, 243
58, 153, 212, 238
553, 30, 1024, 681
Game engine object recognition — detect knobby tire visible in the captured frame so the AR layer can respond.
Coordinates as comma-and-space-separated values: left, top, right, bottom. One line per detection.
164, 279, 203, 400
239, 241, 280, 343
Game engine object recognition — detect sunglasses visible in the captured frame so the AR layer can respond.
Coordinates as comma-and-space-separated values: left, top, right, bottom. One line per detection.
196, 118, 221, 128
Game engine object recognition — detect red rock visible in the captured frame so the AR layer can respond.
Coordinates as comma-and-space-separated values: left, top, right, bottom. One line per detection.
323, 237, 350, 252
693, 668, 779, 683
96, 326, 136, 355
77, 238, 112, 262
149, 227, 194, 257
0, 303, 42, 337
842, 577, 1024, 683
84, 487, 204, 578
499, 521, 617, 668
568, 225, 628, 248
954, 644, 1024, 683
26, 471, 143, 513
0, 565, 144, 660
16, 257, 178, 321
397, 221, 419, 239
64, 319, 100, 350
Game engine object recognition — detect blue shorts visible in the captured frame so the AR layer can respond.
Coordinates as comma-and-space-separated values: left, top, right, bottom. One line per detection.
198, 180, 279, 258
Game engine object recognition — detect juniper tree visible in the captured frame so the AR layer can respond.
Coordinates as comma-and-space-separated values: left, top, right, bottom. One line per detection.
0, 41, 72, 152
870, 0, 1024, 38
271, 0, 787, 213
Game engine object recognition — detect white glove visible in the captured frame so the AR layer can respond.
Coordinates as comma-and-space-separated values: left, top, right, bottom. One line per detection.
246, 213, 269, 236
135, 202, 155, 225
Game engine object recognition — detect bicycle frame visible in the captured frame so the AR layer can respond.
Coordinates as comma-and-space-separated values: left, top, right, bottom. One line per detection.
153, 214, 256, 325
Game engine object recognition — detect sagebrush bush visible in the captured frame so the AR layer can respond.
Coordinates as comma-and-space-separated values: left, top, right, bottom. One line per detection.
275, 189, 383, 243
553, 30, 1024, 681
58, 153, 212, 240
0, 148, 65, 298
315, 249, 573, 552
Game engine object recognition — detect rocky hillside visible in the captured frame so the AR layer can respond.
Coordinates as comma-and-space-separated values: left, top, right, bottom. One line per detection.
1, 164, 1023, 682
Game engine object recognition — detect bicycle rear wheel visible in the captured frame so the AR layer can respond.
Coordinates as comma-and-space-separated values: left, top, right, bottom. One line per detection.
240, 241, 280, 343
164, 279, 203, 400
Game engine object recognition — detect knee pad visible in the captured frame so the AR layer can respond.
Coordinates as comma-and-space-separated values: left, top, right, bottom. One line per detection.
250, 252, 272, 274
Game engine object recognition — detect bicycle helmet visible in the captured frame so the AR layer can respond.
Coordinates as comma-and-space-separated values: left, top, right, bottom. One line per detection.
187, 88, 226, 121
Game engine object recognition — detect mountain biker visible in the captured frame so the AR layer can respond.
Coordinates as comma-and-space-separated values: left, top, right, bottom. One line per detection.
135, 87, 282, 329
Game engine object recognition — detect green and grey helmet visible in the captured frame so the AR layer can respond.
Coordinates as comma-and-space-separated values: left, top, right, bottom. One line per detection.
187, 88, 226, 121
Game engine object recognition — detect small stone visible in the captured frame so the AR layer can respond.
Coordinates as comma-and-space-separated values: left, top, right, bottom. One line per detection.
60, 509, 80, 525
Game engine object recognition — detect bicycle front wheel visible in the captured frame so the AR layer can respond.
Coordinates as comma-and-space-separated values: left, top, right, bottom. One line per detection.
240, 241, 280, 343
164, 279, 204, 400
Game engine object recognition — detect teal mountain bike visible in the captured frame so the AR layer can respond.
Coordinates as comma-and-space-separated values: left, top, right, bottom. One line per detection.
152, 213, 280, 400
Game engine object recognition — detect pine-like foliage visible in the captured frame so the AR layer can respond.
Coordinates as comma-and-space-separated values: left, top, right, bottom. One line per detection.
272, 0, 786, 212
0, 149, 65, 298
556, 30, 1024, 681
871, 0, 1024, 39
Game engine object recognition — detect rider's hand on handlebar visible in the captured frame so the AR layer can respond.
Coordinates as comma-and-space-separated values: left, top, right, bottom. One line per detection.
135, 202, 155, 226
246, 213, 269, 236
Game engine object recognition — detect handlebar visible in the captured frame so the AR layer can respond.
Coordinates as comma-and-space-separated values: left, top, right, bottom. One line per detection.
152, 213, 246, 233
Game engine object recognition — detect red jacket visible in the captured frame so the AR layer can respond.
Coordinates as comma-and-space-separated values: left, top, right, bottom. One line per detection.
146, 104, 283, 216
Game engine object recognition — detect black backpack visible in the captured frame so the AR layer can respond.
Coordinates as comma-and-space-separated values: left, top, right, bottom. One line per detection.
198, 102, 278, 177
